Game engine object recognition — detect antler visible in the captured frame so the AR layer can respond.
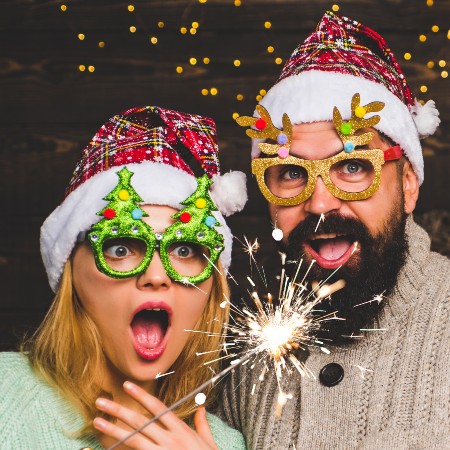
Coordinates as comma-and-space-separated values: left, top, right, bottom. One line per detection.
236, 105, 292, 156
333, 93, 385, 152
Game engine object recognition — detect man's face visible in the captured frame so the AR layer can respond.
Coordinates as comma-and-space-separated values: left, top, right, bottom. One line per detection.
267, 121, 418, 342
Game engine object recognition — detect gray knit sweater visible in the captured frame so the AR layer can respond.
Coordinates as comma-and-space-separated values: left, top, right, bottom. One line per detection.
219, 219, 450, 449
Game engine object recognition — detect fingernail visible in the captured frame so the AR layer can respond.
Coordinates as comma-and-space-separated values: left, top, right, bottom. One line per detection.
93, 417, 106, 430
96, 398, 108, 408
124, 381, 135, 391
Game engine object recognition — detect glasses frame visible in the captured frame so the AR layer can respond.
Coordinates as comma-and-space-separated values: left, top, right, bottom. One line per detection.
252, 147, 401, 206
87, 219, 223, 285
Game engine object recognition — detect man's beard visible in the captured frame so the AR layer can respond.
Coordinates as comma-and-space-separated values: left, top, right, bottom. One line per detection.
280, 203, 408, 345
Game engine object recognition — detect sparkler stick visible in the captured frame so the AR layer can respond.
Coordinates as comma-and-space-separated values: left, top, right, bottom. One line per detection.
106, 347, 260, 450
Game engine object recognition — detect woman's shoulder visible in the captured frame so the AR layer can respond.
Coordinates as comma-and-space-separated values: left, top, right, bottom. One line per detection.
0, 351, 36, 387
206, 411, 246, 450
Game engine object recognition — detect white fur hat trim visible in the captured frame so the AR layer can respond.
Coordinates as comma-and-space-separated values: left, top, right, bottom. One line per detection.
252, 70, 436, 185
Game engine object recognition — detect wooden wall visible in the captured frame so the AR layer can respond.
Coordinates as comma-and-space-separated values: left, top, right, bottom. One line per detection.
0, 0, 449, 350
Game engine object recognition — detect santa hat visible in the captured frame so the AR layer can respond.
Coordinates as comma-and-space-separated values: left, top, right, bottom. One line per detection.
41, 106, 247, 292
253, 11, 440, 184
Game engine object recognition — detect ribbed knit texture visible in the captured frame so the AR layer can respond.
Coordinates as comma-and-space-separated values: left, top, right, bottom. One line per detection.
0, 353, 246, 449
219, 218, 450, 449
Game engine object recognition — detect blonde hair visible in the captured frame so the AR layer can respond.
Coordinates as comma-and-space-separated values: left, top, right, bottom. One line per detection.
22, 258, 230, 435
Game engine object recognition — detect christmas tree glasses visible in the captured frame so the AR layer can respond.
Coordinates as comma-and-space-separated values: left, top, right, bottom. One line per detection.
86, 168, 224, 285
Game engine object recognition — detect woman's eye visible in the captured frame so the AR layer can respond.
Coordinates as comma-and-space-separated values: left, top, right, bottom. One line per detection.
172, 245, 194, 258
104, 245, 132, 258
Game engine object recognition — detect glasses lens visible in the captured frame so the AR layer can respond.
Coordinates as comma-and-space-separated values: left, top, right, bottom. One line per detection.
329, 158, 375, 193
166, 241, 210, 277
264, 164, 309, 199
102, 237, 148, 272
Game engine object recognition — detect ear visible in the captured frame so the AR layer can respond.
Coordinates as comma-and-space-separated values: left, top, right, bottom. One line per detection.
402, 161, 419, 214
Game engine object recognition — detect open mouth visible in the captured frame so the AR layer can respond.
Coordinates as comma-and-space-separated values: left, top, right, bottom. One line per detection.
305, 233, 358, 269
131, 307, 170, 360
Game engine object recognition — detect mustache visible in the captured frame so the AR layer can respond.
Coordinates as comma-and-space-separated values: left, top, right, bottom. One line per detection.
285, 213, 374, 250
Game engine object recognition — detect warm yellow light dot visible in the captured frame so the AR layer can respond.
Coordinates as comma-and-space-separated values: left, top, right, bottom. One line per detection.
438, 60, 446, 67
431, 25, 439, 32
180, 27, 187, 34
447, 30, 450, 39
79, 65, 86, 72
264, 21, 272, 29
176, 66, 183, 74
419, 34, 427, 42
128, 5, 135, 12
232, 112, 240, 120
236, 94, 244, 101
275, 57, 283, 64
198, 0, 207, 3
210, 88, 218, 96
158, 22, 165, 28
190, 58, 197, 65
256, 95, 263, 101
78, 34, 85, 41
129, 26, 136, 33
332, 4, 340, 12
192, 22, 199, 29
190, 28, 197, 35
426, 0, 433, 5
442, 70, 449, 78
420, 85, 428, 93
60, 5, 67, 12
150, 37, 158, 44
267, 46, 275, 53
234, 59, 241, 67
234, 0, 242, 6
88, 65, 95, 72
259, 89, 267, 95
203, 57, 210, 64
404, 53, 412, 61
201, 89, 209, 96
98, 41, 105, 48
427, 61, 435, 68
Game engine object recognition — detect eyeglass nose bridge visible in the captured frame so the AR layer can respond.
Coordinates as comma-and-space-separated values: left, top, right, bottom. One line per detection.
252, 149, 386, 206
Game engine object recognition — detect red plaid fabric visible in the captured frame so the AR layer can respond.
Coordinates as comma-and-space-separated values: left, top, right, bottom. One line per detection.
66, 106, 220, 197
279, 11, 414, 107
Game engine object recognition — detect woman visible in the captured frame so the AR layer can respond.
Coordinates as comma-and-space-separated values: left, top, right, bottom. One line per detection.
0, 106, 247, 449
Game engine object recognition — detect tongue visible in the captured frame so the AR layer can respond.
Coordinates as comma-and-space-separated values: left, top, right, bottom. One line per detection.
316, 237, 352, 261
132, 316, 164, 349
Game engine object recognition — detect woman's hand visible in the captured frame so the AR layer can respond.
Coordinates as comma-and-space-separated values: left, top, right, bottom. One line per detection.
93, 381, 219, 450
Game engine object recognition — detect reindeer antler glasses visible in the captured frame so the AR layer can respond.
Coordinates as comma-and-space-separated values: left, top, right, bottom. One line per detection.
236, 93, 403, 206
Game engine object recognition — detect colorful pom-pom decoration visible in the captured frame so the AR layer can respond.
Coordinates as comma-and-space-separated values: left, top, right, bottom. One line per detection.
180, 212, 191, 223
255, 118, 267, 130
103, 208, 116, 219
354, 106, 367, 119
344, 141, 355, 153
277, 133, 288, 145
131, 208, 143, 220
205, 216, 216, 227
340, 122, 352, 135
118, 189, 130, 200
278, 147, 289, 159
195, 198, 207, 209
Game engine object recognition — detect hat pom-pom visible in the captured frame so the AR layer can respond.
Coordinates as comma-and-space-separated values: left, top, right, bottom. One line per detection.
411, 99, 440, 139
211, 171, 247, 216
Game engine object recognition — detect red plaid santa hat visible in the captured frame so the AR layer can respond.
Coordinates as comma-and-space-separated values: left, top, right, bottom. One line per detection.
41, 106, 247, 291
253, 11, 440, 184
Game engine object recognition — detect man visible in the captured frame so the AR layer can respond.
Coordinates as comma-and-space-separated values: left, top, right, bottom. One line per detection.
219, 11, 449, 449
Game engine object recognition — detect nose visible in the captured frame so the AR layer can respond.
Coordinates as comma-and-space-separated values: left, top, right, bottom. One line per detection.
136, 250, 172, 289
303, 176, 342, 216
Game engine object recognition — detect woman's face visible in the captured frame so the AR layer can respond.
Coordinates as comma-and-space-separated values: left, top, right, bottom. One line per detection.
72, 205, 213, 388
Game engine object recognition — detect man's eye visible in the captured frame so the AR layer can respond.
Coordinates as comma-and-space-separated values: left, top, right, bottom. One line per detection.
281, 166, 307, 180
343, 161, 363, 174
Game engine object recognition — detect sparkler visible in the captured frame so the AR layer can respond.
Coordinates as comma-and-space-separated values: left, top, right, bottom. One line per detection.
106, 217, 346, 448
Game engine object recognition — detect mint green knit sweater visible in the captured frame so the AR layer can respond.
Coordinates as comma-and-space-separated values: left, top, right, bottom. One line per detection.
0, 352, 246, 449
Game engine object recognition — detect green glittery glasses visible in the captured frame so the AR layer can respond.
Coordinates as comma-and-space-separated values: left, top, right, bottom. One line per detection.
236, 93, 403, 206
82, 167, 224, 285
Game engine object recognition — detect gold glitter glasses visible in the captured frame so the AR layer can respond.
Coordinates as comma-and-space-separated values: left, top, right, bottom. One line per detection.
237, 93, 404, 206
252, 146, 402, 206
